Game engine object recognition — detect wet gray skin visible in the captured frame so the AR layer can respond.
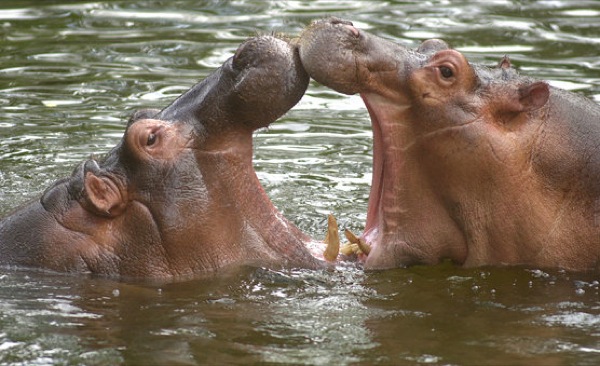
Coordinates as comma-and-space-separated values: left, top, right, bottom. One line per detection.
0, 35, 325, 280
298, 17, 600, 271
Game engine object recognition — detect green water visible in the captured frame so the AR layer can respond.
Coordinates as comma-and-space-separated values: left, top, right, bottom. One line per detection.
0, 1, 599, 365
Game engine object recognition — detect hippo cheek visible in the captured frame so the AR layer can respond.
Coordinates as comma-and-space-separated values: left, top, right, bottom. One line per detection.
121, 119, 201, 207
121, 122, 214, 228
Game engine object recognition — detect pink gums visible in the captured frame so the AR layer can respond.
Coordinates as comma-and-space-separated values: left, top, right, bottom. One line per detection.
361, 95, 384, 252
359, 92, 410, 263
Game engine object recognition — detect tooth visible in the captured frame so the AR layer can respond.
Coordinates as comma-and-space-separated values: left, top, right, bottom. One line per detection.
356, 238, 371, 255
340, 243, 355, 256
323, 214, 340, 261
344, 229, 359, 244
344, 229, 370, 255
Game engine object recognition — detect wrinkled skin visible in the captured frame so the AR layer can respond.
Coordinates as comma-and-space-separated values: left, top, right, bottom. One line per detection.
0, 35, 324, 279
298, 18, 600, 271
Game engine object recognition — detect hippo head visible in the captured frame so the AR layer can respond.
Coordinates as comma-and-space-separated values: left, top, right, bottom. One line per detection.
2, 35, 321, 279
298, 18, 600, 271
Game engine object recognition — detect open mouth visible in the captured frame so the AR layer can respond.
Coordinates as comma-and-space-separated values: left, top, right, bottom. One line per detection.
304, 19, 414, 263
356, 92, 411, 263
361, 95, 384, 249
321, 93, 389, 262
325, 92, 402, 263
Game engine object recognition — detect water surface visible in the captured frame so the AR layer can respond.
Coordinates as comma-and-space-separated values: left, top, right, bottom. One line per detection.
0, 1, 599, 365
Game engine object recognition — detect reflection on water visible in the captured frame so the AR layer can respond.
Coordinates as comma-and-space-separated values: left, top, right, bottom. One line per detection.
0, 0, 599, 365
0, 265, 598, 365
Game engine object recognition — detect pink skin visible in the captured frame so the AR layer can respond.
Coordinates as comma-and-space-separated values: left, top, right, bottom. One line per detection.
299, 18, 600, 271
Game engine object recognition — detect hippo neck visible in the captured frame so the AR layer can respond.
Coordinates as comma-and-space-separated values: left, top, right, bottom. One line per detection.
197, 134, 319, 268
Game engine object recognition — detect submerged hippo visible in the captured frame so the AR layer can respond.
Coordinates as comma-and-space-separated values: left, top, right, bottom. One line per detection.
0, 35, 328, 279
299, 18, 600, 271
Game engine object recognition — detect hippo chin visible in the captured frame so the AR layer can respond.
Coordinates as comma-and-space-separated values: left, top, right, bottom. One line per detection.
0, 35, 329, 279
299, 18, 600, 272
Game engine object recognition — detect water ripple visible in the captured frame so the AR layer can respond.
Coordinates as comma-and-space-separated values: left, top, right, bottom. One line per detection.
0, 1, 599, 365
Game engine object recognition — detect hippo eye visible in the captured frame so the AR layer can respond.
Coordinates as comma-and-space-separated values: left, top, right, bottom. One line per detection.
147, 133, 157, 146
440, 66, 454, 78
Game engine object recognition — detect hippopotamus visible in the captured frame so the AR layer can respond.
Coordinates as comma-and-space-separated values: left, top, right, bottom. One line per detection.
298, 18, 600, 272
0, 35, 330, 279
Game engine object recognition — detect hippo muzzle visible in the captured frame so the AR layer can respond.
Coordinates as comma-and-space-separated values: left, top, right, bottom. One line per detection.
298, 18, 430, 97
157, 35, 309, 138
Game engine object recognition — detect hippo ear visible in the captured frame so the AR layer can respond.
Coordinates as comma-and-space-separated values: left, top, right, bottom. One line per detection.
498, 55, 511, 69
497, 81, 549, 118
83, 173, 126, 217
517, 81, 549, 112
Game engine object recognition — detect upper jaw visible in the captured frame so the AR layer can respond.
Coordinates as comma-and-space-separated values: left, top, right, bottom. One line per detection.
298, 17, 425, 97
157, 35, 308, 135
298, 18, 364, 95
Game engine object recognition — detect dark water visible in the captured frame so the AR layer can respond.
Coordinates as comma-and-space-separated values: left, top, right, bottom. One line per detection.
0, 1, 599, 365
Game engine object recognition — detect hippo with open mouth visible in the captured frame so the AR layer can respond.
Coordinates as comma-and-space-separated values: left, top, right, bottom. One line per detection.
298, 18, 600, 272
0, 35, 338, 279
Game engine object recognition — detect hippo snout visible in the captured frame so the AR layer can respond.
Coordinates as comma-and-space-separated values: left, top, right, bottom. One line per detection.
298, 17, 421, 95
225, 36, 309, 128
157, 35, 309, 134
297, 18, 364, 95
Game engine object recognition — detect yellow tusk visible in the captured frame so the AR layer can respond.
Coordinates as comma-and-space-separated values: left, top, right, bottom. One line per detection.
323, 214, 340, 261
340, 243, 355, 256
356, 238, 371, 255
344, 228, 370, 255
344, 229, 359, 244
